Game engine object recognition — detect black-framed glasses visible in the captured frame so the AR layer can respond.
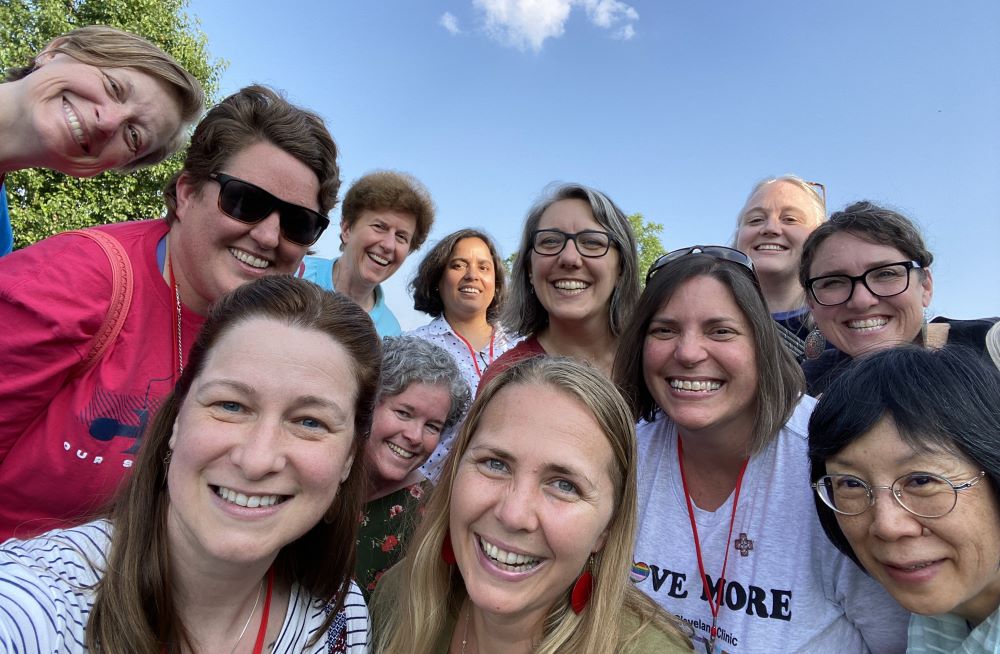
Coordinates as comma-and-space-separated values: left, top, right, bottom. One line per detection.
806, 261, 922, 307
210, 173, 329, 246
813, 471, 985, 518
531, 229, 614, 258
645, 245, 757, 284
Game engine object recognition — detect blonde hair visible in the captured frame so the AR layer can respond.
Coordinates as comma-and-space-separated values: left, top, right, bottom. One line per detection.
376, 357, 691, 653
7, 25, 205, 169
734, 174, 826, 243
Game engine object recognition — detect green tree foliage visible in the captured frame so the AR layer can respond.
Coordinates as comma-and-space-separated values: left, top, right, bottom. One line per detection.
501, 213, 665, 286
0, 0, 225, 248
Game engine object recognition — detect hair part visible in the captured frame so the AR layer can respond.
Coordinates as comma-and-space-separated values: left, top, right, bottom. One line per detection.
87, 276, 381, 651
808, 344, 1000, 569
502, 183, 640, 338
8, 24, 205, 169
340, 170, 435, 252
163, 84, 340, 222
613, 255, 804, 455
378, 335, 471, 430
799, 200, 933, 289
409, 229, 507, 322
376, 356, 689, 654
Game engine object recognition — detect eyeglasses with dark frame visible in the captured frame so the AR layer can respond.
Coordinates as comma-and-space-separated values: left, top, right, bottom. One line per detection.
530, 229, 614, 258
812, 471, 985, 518
806, 260, 923, 307
645, 245, 758, 284
209, 172, 330, 247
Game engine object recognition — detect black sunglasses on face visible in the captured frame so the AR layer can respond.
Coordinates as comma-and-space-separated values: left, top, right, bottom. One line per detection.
209, 173, 329, 246
645, 245, 758, 284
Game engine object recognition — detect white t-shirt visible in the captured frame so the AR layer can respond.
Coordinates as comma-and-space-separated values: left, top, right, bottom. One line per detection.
0, 520, 370, 652
632, 396, 909, 653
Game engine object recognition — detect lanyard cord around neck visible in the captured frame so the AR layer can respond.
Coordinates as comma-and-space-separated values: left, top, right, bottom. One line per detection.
449, 320, 495, 378
677, 436, 749, 650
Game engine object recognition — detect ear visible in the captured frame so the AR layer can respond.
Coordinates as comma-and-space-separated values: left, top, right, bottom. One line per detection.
174, 173, 201, 222
168, 418, 180, 450
339, 218, 352, 248
919, 268, 933, 308
339, 450, 355, 485
592, 525, 610, 555
33, 40, 66, 66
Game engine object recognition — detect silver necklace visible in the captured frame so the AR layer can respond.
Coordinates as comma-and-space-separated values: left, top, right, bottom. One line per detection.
230, 578, 264, 654
460, 603, 472, 654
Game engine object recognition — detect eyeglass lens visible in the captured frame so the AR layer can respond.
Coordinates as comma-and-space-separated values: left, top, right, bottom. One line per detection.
532, 230, 611, 257
815, 473, 959, 518
216, 174, 328, 246
809, 262, 913, 306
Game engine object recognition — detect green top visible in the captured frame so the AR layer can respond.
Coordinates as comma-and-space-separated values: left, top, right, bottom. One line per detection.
370, 565, 693, 652
355, 481, 427, 602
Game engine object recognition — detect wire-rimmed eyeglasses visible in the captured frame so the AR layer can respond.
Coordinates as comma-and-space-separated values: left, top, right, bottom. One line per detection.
806, 260, 922, 306
812, 471, 985, 518
530, 229, 614, 258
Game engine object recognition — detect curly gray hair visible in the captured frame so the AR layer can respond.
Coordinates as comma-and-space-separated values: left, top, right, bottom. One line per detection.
378, 336, 470, 430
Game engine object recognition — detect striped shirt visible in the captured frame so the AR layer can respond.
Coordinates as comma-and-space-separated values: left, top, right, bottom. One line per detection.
0, 520, 370, 652
908, 611, 1000, 653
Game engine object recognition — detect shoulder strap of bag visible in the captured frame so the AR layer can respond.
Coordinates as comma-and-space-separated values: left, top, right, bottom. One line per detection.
64, 229, 134, 377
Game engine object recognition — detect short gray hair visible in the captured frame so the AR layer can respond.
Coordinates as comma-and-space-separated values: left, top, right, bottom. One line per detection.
378, 336, 471, 430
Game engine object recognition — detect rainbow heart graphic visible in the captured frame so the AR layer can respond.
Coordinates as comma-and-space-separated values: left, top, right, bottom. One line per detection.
630, 561, 650, 583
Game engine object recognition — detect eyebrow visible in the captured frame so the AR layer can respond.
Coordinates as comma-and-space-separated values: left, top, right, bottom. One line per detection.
813, 260, 910, 276
198, 380, 350, 422
468, 444, 598, 490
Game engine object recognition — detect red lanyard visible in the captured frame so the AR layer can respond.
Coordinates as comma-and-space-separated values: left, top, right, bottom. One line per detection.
677, 436, 748, 654
450, 323, 495, 378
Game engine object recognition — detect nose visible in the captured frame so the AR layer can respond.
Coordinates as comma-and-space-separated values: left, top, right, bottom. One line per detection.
229, 419, 287, 480
463, 265, 479, 282
398, 422, 423, 447
556, 238, 583, 267
673, 333, 707, 367
844, 278, 880, 311
493, 477, 540, 533
867, 487, 924, 541
94, 103, 127, 142
249, 211, 282, 251
760, 215, 781, 235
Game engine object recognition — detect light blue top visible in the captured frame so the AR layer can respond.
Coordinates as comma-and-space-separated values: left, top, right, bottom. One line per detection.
299, 255, 402, 336
908, 610, 1000, 653
0, 183, 12, 256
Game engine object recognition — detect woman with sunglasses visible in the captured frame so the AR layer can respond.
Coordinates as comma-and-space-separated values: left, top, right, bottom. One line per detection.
480, 183, 639, 386
0, 276, 374, 652
0, 85, 340, 539
733, 175, 827, 360
799, 201, 997, 395
809, 345, 1000, 652
0, 24, 205, 255
613, 246, 907, 653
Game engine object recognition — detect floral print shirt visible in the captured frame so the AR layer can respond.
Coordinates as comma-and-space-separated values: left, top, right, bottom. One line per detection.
356, 481, 427, 601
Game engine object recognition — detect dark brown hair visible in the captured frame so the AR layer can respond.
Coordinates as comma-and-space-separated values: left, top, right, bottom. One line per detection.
87, 276, 381, 652
409, 228, 507, 322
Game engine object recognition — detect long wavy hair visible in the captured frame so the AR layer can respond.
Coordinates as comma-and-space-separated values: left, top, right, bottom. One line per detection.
86, 276, 381, 652
376, 357, 691, 653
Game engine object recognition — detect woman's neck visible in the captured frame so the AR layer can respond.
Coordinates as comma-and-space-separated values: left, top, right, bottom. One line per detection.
678, 428, 752, 512
536, 317, 616, 376
332, 258, 376, 311
458, 602, 543, 654
445, 312, 493, 351
757, 272, 806, 314
0, 83, 35, 173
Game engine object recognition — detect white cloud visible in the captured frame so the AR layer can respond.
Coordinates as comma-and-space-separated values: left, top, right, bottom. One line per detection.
440, 12, 462, 35
473, 0, 638, 52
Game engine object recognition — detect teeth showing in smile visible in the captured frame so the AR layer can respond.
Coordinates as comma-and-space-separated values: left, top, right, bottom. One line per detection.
459, 286, 481, 294
368, 252, 390, 266
553, 280, 589, 291
229, 248, 270, 269
896, 561, 936, 571
847, 317, 888, 331
755, 244, 786, 251
216, 486, 283, 508
479, 536, 541, 571
63, 99, 89, 152
670, 379, 721, 392
386, 442, 415, 459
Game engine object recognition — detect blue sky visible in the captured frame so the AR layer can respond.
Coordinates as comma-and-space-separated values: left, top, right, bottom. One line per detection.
187, 0, 999, 330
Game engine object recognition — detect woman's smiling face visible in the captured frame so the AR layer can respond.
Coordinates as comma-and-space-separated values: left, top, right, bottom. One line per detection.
449, 381, 615, 626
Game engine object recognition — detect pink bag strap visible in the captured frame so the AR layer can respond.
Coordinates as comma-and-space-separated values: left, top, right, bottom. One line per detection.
64, 229, 134, 376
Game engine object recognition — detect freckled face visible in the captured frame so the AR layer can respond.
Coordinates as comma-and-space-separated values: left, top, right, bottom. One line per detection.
166, 318, 359, 568
450, 382, 616, 628
827, 416, 1000, 622
22, 52, 182, 176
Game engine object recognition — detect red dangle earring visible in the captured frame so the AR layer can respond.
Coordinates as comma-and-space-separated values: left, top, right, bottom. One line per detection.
571, 554, 595, 614
441, 530, 457, 565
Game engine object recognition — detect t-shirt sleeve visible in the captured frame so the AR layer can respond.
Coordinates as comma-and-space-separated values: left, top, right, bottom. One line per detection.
0, 233, 113, 458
